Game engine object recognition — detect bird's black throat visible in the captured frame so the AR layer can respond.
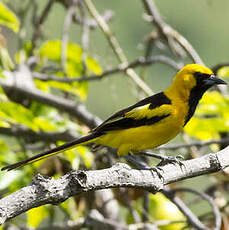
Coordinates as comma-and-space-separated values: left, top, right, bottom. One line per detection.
184, 85, 209, 126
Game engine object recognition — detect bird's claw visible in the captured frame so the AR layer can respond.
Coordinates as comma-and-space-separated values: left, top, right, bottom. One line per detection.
157, 155, 184, 168
149, 166, 164, 180
125, 155, 165, 180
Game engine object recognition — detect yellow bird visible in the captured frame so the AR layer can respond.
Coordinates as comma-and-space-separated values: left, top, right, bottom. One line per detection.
2, 64, 227, 171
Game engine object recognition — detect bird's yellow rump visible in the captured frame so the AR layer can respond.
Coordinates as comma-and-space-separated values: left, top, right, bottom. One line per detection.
2, 64, 227, 171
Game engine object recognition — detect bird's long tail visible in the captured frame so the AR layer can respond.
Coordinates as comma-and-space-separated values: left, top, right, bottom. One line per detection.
1, 133, 100, 171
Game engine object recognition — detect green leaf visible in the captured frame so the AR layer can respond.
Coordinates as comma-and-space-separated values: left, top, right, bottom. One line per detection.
38, 40, 102, 100
60, 198, 80, 220
0, 120, 10, 128
0, 101, 39, 131
0, 170, 23, 190
86, 57, 102, 74
64, 148, 80, 170
0, 44, 14, 70
149, 193, 186, 230
76, 146, 94, 168
185, 92, 229, 140
0, 100, 60, 132
0, 139, 8, 153
185, 117, 224, 140
0, 3, 20, 32
217, 66, 229, 78
34, 117, 58, 131
27, 206, 49, 228
61, 142, 93, 169
39, 40, 82, 69
15, 42, 33, 64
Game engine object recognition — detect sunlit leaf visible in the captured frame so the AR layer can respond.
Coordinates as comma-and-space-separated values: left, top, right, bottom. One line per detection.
73, 81, 88, 101
34, 117, 57, 131
62, 146, 80, 170
66, 60, 82, 77
60, 198, 80, 220
0, 139, 8, 153
0, 101, 39, 131
217, 66, 229, 78
14, 42, 32, 64
39, 40, 82, 71
185, 92, 229, 140
149, 193, 186, 230
60, 141, 93, 169
34, 79, 50, 92
76, 146, 94, 168
86, 57, 102, 74
185, 117, 222, 140
0, 120, 10, 127
38, 40, 102, 100
0, 44, 14, 70
0, 170, 23, 190
0, 2, 20, 32
27, 206, 49, 228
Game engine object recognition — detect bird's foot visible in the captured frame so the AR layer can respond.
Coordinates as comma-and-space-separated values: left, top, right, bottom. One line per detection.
125, 155, 164, 180
157, 155, 184, 167
148, 166, 164, 180
141, 151, 185, 169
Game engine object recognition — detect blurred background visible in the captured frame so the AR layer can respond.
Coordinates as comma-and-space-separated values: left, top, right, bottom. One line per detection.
6, 0, 229, 117
0, 0, 229, 229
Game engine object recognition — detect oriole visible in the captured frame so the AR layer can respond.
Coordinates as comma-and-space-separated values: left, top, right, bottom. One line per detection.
2, 64, 227, 171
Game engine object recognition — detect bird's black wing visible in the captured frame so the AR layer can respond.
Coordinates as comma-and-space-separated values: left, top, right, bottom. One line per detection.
93, 92, 171, 133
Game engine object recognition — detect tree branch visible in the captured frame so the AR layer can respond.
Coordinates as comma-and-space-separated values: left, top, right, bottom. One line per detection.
0, 126, 79, 143
31, 0, 55, 50
0, 71, 101, 129
157, 137, 229, 151
61, 0, 77, 70
142, 0, 204, 65
84, 0, 153, 96
0, 146, 228, 224
33, 55, 182, 83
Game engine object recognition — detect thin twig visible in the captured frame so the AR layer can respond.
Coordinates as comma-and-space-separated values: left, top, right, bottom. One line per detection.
79, 0, 90, 75
119, 188, 141, 223
31, 0, 55, 51
33, 55, 182, 83
168, 187, 221, 230
73, 10, 114, 29
142, 0, 204, 65
61, 0, 77, 71
83, 0, 153, 96
162, 188, 206, 230
157, 138, 229, 151
0, 126, 79, 143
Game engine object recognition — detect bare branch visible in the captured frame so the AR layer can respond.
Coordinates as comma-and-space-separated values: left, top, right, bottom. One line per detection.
162, 187, 220, 230
169, 188, 221, 230
0, 146, 228, 224
142, 0, 204, 65
157, 138, 229, 151
33, 55, 182, 83
0, 71, 101, 129
31, 0, 55, 50
72, 10, 114, 29
0, 126, 79, 143
61, 0, 77, 70
84, 0, 153, 96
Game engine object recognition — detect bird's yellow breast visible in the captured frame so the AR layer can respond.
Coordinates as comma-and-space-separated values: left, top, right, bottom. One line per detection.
96, 97, 188, 156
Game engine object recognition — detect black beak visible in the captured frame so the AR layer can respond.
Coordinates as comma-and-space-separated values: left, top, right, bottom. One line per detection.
203, 75, 227, 86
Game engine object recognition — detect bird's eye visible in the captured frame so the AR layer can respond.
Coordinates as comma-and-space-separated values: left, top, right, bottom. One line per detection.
194, 72, 211, 79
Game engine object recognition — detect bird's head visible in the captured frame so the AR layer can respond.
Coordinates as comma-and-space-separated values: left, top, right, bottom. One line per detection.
169, 64, 227, 100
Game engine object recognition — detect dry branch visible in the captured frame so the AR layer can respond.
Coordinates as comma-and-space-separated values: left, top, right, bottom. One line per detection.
0, 146, 228, 225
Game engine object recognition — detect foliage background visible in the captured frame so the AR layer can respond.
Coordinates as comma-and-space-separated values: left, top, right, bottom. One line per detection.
0, 0, 229, 229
